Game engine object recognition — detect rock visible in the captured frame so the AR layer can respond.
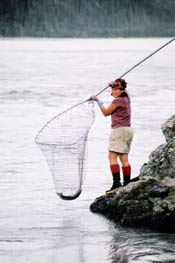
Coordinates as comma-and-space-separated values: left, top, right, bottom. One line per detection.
162, 114, 175, 142
90, 177, 175, 232
139, 115, 175, 179
90, 115, 175, 232
139, 138, 175, 179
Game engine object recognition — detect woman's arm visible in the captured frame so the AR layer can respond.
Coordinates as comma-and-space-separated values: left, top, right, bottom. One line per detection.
92, 96, 117, 117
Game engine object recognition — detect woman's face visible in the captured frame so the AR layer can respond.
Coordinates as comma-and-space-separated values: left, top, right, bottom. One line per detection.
111, 87, 122, 98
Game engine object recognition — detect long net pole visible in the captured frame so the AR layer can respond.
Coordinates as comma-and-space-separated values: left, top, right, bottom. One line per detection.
41, 38, 175, 121
95, 38, 175, 97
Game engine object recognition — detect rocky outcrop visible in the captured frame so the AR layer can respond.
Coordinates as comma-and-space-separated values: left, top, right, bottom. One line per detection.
90, 114, 175, 232
139, 115, 175, 180
162, 114, 175, 142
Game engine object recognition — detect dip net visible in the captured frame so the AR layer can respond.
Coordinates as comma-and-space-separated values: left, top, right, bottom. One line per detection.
35, 100, 95, 200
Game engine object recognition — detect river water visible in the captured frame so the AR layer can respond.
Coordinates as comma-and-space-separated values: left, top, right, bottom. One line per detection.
0, 38, 175, 263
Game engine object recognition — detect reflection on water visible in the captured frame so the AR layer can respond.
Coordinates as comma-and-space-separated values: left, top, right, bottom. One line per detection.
108, 226, 175, 263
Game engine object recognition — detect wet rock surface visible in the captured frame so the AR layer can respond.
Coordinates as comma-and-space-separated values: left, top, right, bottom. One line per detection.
90, 115, 175, 232
162, 114, 175, 142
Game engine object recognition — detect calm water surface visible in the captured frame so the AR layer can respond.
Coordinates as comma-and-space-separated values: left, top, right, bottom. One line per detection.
0, 38, 175, 263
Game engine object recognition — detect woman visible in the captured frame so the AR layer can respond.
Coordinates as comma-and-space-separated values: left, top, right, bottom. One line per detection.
92, 78, 134, 195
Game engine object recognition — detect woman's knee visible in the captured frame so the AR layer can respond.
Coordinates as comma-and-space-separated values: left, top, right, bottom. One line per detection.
119, 154, 129, 166
108, 151, 119, 165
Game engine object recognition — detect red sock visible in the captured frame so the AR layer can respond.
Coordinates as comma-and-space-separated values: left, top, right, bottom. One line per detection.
109, 164, 121, 188
122, 165, 131, 176
122, 165, 131, 186
110, 164, 120, 174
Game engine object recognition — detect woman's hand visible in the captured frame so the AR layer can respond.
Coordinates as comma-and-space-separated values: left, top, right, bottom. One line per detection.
91, 96, 99, 102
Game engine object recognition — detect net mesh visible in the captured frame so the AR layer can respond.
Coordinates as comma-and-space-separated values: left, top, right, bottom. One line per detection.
35, 100, 95, 200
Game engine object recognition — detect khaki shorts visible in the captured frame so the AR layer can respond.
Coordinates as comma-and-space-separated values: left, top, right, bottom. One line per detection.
109, 127, 134, 154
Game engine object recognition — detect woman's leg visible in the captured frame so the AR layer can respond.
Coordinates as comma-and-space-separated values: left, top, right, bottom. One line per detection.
108, 151, 119, 165
119, 154, 131, 186
106, 151, 122, 194
119, 153, 129, 166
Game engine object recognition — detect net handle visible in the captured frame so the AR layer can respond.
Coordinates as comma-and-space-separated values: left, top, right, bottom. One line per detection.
95, 38, 175, 97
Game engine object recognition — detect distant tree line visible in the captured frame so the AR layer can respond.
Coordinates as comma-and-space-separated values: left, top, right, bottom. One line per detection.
0, 0, 174, 37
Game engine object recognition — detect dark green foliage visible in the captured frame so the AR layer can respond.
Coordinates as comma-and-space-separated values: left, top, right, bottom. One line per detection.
0, 0, 175, 37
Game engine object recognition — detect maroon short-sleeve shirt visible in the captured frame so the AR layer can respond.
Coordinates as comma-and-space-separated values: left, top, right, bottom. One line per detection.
111, 96, 131, 128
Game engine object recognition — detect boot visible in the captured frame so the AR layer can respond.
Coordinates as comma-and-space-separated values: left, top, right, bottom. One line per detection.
122, 165, 131, 186
105, 164, 123, 195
